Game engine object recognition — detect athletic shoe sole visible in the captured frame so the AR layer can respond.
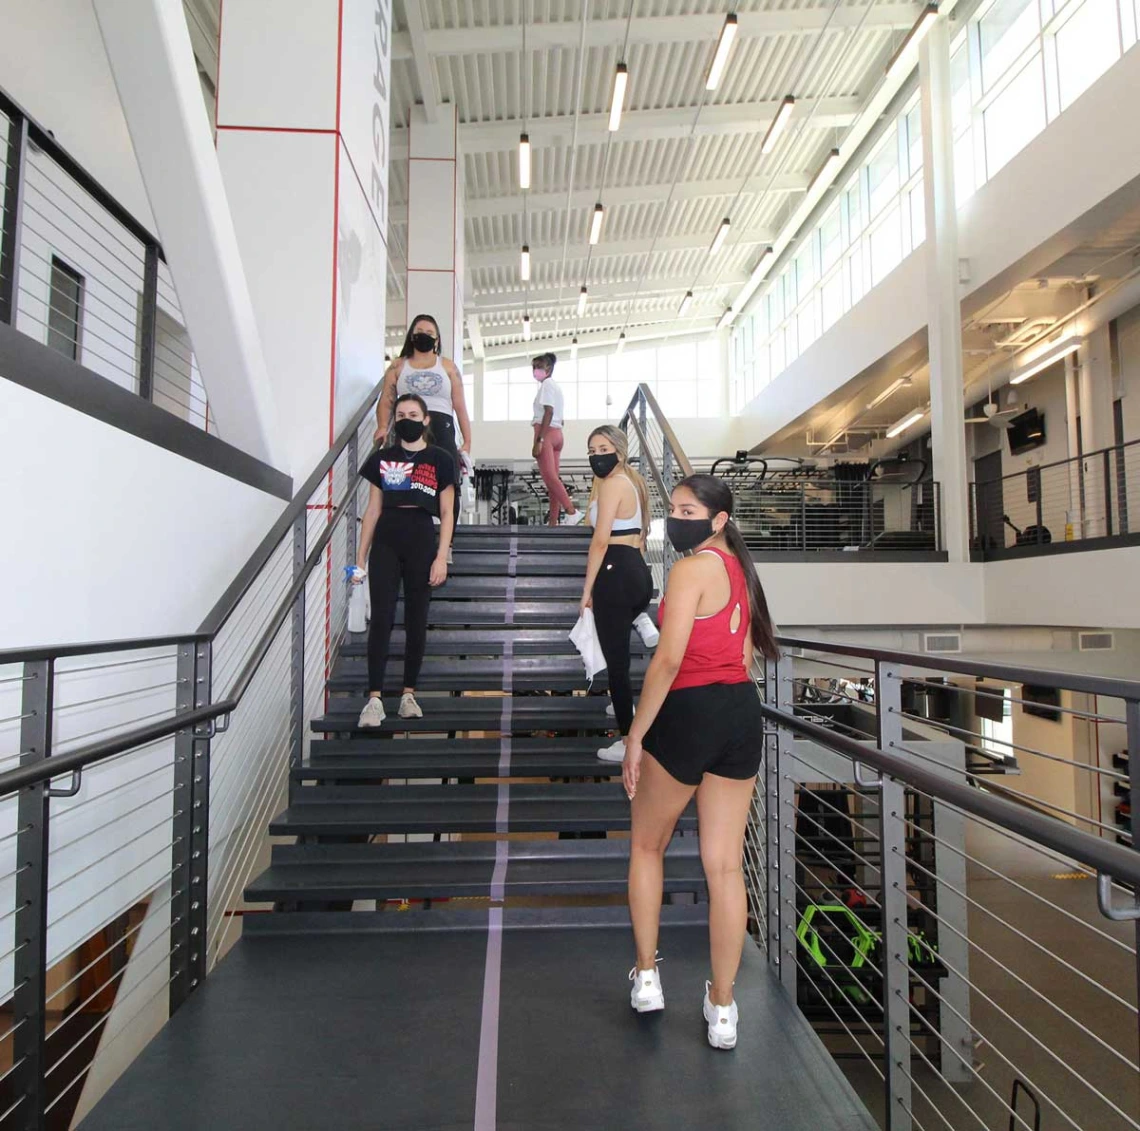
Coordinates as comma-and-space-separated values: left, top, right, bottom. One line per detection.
632, 994, 665, 1013
703, 1002, 738, 1049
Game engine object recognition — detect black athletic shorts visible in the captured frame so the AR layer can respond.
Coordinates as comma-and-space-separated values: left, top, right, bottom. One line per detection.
642, 681, 764, 787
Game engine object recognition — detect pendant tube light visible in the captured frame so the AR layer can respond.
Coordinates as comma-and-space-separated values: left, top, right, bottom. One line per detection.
609, 64, 629, 132
761, 96, 795, 155
705, 14, 738, 91
518, 133, 531, 190
867, 376, 912, 410
1009, 337, 1080, 385
886, 410, 925, 439
577, 287, 588, 317
709, 218, 731, 256
615, 331, 626, 355
678, 291, 694, 317
522, 314, 532, 341
885, 4, 939, 79
571, 337, 579, 360
809, 147, 842, 194
717, 308, 734, 331
520, 245, 531, 281
589, 203, 605, 246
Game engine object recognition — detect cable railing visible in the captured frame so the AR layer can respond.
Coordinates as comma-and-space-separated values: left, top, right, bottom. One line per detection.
625, 384, 1140, 1131
971, 439, 1140, 559
0, 378, 379, 1126
0, 85, 208, 432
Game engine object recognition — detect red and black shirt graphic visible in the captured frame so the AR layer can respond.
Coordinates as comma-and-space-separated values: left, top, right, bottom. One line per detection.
360, 445, 455, 519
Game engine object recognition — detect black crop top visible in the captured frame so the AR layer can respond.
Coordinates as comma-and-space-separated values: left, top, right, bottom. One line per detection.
359, 445, 455, 519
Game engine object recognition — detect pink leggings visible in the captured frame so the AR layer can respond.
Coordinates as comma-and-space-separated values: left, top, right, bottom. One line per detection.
536, 427, 574, 523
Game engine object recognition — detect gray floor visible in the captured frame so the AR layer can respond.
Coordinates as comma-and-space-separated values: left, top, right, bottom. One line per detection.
77, 919, 877, 1131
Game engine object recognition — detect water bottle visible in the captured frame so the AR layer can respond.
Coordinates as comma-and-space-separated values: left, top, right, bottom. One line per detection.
345, 566, 368, 633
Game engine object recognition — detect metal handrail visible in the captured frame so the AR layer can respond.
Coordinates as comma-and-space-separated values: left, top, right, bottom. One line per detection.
620, 384, 696, 478
0, 378, 383, 799
974, 435, 1140, 485
760, 701, 1140, 889
624, 411, 672, 504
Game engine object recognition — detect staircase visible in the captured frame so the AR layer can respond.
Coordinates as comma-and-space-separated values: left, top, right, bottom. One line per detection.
244, 523, 705, 921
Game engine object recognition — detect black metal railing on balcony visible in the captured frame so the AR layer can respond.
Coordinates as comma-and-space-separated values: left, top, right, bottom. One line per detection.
971, 439, 1140, 559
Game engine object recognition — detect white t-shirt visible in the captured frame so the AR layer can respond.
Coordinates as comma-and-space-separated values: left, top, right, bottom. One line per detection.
532, 377, 564, 428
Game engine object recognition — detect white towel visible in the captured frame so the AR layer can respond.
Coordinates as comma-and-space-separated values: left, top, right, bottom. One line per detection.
569, 608, 607, 683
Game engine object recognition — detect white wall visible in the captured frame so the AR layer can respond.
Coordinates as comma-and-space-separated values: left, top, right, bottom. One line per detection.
0, 379, 285, 646
737, 45, 1140, 449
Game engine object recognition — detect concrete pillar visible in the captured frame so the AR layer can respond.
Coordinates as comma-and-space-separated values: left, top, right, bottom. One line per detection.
92, 0, 285, 469
920, 21, 969, 563
1065, 353, 1083, 537
406, 105, 464, 361
214, 0, 392, 479
1079, 324, 1116, 536
472, 357, 486, 425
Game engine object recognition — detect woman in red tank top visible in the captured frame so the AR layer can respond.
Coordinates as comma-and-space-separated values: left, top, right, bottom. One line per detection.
622, 475, 780, 1051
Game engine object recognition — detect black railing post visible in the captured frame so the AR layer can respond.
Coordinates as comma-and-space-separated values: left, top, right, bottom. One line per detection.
13, 659, 52, 1131
800, 486, 807, 551
346, 433, 359, 567
1104, 449, 1114, 538
1035, 479, 1044, 544
0, 112, 29, 326
289, 513, 307, 802
137, 242, 159, 401
1126, 697, 1140, 1067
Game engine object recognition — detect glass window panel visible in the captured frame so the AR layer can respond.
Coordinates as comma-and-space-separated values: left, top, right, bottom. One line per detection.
848, 245, 866, 306
561, 378, 579, 421
484, 369, 509, 420
47, 257, 83, 361
954, 128, 977, 203
844, 176, 863, 240
795, 241, 818, 295
770, 333, 785, 377
870, 205, 903, 284
784, 320, 798, 366
983, 54, 1046, 177
508, 378, 536, 421
822, 272, 845, 331
798, 296, 820, 354
820, 205, 842, 272
979, 0, 1040, 92
768, 285, 783, 326
655, 378, 692, 419
783, 267, 797, 311
576, 380, 608, 419
1057, 0, 1121, 109
741, 315, 753, 361
867, 135, 900, 218
909, 180, 926, 250
950, 43, 973, 135
697, 339, 723, 417
658, 342, 696, 379
906, 102, 923, 178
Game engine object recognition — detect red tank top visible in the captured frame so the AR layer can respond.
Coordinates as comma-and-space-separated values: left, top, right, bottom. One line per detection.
658, 547, 752, 691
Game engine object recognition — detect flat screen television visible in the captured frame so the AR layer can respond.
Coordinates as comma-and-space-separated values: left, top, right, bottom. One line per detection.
1007, 408, 1046, 456
1022, 684, 1061, 723
974, 681, 1005, 723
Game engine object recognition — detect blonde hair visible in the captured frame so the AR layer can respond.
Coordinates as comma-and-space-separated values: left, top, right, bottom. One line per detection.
587, 425, 651, 532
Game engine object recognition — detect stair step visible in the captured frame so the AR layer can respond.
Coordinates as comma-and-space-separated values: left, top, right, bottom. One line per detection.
450, 551, 588, 576
246, 839, 702, 903
433, 576, 584, 600
327, 655, 647, 694
269, 783, 690, 835
338, 628, 650, 659
302, 736, 622, 779
312, 695, 617, 735
384, 600, 583, 625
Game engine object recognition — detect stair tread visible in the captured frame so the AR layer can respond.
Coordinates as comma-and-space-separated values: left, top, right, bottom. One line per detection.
296, 754, 621, 779
337, 628, 651, 658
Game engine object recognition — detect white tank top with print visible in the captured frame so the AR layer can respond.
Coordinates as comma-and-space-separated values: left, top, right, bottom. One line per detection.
397, 358, 454, 417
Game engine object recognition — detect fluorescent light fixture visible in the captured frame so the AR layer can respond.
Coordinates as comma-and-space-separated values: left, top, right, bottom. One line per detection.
571, 337, 579, 359
761, 96, 795, 155
717, 308, 734, 331
810, 147, 842, 194
867, 376, 912, 411
886, 410, 925, 439
519, 133, 531, 190
522, 314, 532, 341
705, 13, 738, 91
520, 245, 531, 281
616, 331, 626, 354
678, 291, 694, 317
709, 217, 730, 256
577, 287, 588, 316
1009, 336, 1080, 385
885, 4, 939, 80
609, 64, 628, 132
589, 203, 605, 246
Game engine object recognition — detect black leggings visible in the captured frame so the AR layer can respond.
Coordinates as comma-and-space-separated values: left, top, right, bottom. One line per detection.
430, 415, 461, 488
591, 544, 652, 734
367, 508, 436, 693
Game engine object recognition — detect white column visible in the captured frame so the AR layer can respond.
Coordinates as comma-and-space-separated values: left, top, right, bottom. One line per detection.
472, 357, 486, 425
1079, 324, 1116, 536
92, 0, 285, 469
214, 0, 392, 479
920, 21, 969, 563
406, 105, 464, 360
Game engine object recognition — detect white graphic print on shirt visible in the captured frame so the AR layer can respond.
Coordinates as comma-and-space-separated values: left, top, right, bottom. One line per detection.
379, 460, 416, 490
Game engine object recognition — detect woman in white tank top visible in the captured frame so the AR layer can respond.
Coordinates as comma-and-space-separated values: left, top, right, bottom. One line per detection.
375, 314, 472, 486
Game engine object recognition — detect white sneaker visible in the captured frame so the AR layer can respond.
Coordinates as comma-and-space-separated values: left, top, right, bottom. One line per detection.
629, 965, 664, 1013
605, 702, 616, 718
703, 982, 739, 1050
358, 697, 386, 728
597, 738, 626, 763
398, 692, 423, 719
560, 510, 586, 527
634, 611, 660, 647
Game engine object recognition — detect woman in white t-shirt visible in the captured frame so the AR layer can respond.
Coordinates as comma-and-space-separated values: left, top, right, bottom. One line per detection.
531, 352, 583, 527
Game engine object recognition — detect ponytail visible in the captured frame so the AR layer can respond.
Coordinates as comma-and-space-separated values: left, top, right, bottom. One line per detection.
676, 474, 780, 661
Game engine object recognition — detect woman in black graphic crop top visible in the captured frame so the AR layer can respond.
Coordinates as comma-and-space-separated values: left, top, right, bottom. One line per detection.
354, 394, 455, 727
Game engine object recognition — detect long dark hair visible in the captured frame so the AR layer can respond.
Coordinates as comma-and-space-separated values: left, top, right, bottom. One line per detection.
400, 314, 442, 359
393, 392, 435, 444
675, 473, 780, 661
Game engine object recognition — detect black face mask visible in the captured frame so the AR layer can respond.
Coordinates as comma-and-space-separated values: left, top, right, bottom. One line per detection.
589, 453, 620, 479
411, 331, 437, 354
394, 419, 426, 443
666, 517, 715, 553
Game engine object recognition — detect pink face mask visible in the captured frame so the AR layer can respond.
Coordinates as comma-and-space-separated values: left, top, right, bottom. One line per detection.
533, 369, 546, 382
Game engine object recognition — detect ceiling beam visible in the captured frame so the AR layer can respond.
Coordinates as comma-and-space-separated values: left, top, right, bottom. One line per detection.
416, 7, 923, 56
468, 229, 772, 271
391, 97, 861, 156
469, 273, 750, 308
397, 0, 439, 123
464, 176, 810, 220
476, 322, 720, 365
466, 312, 486, 360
